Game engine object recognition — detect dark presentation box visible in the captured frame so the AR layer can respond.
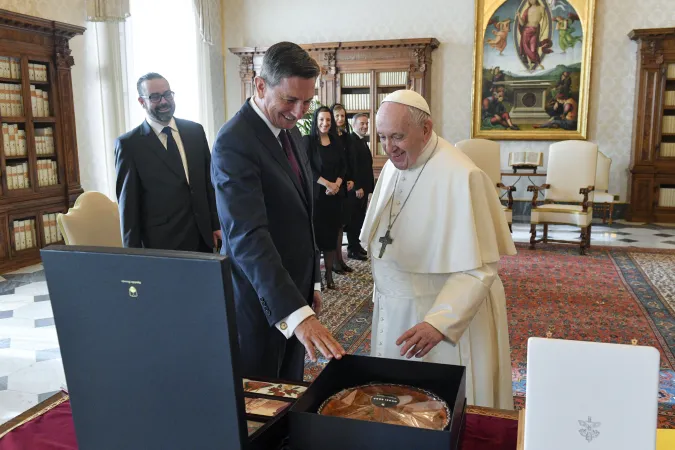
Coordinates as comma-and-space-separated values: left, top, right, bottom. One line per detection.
41, 246, 286, 450
289, 354, 466, 450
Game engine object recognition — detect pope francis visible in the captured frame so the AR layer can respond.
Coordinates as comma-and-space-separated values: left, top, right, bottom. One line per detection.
360, 90, 517, 409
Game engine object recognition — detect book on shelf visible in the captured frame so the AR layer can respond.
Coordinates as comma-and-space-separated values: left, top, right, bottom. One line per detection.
341, 73, 371, 88
42, 213, 62, 245
31, 85, 50, 117
663, 116, 675, 134
28, 63, 47, 82
13, 218, 37, 251
0, 83, 24, 116
0, 56, 21, 80
341, 93, 370, 111
2, 123, 27, 156
377, 71, 407, 86
661, 143, 675, 158
668, 64, 675, 80
37, 159, 58, 186
34, 127, 54, 155
508, 151, 544, 168
7, 162, 30, 190
660, 188, 675, 208
665, 91, 675, 107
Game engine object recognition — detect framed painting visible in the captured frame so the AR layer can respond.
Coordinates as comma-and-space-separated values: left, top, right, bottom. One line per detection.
471, 0, 596, 140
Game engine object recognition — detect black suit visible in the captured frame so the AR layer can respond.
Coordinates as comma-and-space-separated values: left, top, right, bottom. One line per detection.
347, 133, 375, 251
115, 119, 219, 251
211, 100, 320, 381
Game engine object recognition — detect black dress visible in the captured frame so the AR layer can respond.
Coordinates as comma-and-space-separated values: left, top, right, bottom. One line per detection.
305, 135, 347, 251
337, 131, 355, 226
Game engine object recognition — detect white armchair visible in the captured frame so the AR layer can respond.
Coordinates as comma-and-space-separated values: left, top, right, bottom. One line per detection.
594, 152, 617, 225
528, 141, 598, 254
455, 138, 516, 232
57, 191, 123, 247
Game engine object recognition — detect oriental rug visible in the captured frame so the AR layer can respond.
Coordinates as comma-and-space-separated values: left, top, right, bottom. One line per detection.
306, 245, 675, 428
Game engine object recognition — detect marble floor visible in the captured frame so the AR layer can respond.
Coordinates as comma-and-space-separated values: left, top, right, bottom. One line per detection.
1, 221, 675, 425
511, 220, 675, 249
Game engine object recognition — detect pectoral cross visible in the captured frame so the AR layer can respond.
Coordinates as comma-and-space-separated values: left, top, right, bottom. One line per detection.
378, 230, 393, 258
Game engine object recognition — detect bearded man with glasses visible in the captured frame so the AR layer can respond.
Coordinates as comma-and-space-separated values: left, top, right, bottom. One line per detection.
115, 72, 220, 252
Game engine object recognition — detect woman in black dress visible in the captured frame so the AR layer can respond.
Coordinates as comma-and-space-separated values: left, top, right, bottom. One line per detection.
331, 103, 355, 274
305, 106, 346, 289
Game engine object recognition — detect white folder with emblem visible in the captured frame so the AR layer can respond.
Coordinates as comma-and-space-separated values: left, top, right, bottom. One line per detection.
524, 337, 660, 450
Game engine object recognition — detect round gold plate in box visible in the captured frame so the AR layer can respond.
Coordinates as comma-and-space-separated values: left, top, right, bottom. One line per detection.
317, 383, 451, 430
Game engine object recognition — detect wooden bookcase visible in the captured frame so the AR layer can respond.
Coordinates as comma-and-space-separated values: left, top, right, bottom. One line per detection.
627, 28, 675, 223
230, 38, 440, 177
0, 9, 84, 271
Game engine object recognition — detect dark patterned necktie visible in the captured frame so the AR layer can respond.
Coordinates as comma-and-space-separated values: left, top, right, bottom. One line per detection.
162, 126, 184, 169
280, 130, 303, 185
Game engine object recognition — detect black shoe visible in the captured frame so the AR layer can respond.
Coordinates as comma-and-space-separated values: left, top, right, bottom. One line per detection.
348, 250, 367, 261
332, 266, 346, 275
358, 247, 368, 256
339, 263, 354, 273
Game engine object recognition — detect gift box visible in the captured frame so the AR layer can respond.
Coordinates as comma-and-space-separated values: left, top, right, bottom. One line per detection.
289, 354, 466, 450
41, 245, 301, 450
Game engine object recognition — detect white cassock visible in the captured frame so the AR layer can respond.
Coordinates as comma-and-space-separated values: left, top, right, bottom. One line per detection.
360, 132, 517, 409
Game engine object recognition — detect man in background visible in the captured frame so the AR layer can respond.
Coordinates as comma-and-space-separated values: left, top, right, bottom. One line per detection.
347, 113, 374, 260
211, 42, 345, 381
115, 72, 220, 252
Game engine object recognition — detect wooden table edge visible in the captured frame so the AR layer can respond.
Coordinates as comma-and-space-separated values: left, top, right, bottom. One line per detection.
0, 391, 69, 439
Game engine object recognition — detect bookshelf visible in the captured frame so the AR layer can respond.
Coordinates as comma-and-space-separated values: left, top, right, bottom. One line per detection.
0, 10, 84, 270
627, 28, 675, 223
231, 39, 439, 176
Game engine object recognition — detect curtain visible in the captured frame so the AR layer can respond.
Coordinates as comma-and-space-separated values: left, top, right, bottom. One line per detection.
87, 0, 130, 199
86, 0, 130, 22
193, 0, 217, 45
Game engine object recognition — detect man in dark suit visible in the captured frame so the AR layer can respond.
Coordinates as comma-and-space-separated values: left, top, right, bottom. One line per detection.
115, 73, 220, 252
347, 113, 375, 259
211, 42, 345, 381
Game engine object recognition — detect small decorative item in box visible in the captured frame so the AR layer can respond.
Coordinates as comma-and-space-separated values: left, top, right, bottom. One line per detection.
289, 355, 466, 450
242, 376, 309, 449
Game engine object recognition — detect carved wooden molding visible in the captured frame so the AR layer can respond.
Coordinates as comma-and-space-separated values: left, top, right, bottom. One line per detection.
55, 38, 75, 68
0, 8, 84, 38
628, 27, 675, 41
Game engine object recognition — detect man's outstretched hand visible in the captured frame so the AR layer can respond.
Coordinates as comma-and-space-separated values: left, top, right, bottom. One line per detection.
396, 322, 444, 359
295, 316, 345, 362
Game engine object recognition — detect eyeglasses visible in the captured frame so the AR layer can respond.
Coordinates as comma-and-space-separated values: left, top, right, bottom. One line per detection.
141, 91, 175, 103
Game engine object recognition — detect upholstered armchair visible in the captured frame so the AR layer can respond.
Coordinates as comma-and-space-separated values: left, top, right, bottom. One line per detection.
455, 138, 516, 232
528, 141, 598, 254
594, 152, 617, 225
57, 191, 123, 247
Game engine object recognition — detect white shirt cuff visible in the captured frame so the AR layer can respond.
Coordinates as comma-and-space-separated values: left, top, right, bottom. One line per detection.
314, 282, 321, 292
275, 305, 315, 339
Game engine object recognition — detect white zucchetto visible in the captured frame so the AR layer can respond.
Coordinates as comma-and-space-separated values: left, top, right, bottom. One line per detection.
381, 89, 431, 115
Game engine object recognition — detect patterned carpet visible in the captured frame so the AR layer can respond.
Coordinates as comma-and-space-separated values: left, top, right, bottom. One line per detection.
306, 245, 675, 428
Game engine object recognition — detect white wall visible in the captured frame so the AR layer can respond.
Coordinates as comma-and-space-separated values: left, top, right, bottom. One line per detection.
222, 0, 675, 201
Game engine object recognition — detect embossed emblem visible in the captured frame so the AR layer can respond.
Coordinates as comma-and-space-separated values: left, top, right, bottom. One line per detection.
129, 286, 138, 298
578, 416, 601, 443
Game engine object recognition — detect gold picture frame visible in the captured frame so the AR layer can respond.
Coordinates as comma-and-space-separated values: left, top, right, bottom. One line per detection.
471, 0, 596, 140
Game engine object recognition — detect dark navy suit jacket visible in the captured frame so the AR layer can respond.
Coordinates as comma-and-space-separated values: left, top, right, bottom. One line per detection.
115, 118, 219, 250
211, 100, 320, 377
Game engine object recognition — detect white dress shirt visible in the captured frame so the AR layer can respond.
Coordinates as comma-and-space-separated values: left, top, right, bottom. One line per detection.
249, 97, 318, 338
146, 116, 190, 184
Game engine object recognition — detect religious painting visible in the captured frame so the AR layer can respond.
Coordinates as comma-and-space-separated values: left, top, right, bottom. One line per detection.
471, 0, 596, 140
